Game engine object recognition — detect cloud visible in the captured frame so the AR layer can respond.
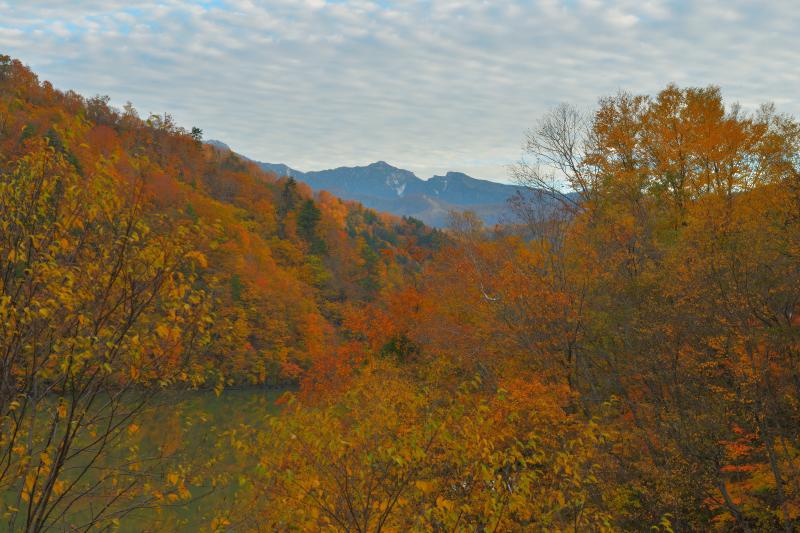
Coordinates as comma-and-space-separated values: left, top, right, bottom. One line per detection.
1, 0, 798, 182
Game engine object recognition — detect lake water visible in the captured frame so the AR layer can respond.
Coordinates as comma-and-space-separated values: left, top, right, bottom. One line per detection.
1, 388, 285, 531
118, 388, 285, 531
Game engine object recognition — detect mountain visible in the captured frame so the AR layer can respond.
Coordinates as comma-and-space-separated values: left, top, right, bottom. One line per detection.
250, 158, 531, 227
205, 139, 232, 151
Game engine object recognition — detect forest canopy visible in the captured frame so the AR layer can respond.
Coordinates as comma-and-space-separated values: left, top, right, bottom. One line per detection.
1, 55, 800, 531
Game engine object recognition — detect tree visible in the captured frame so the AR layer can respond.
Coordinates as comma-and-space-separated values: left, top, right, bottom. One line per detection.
235, 363, 612, 532
0, 139, 214, 531
297, 199, 324, 254
509, 85, 800, 529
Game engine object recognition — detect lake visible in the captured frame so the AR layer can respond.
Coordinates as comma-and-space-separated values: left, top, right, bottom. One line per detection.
116, 388, 285, 532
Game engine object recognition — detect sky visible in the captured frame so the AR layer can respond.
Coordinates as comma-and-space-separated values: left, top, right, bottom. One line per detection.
1, 1, 798, 183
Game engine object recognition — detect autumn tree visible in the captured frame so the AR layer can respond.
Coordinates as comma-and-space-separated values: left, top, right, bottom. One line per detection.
0, 136, 215, 530
512, 84, 800, 529
235, 362, 612, 532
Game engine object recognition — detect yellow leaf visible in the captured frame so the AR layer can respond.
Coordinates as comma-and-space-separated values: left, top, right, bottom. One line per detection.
24, 472, 36, 494
155, 324, 170, 339
415, 480, 434, 493
186, 250, 208, 268
436, 496, 454, 511
211, 517, 231, 531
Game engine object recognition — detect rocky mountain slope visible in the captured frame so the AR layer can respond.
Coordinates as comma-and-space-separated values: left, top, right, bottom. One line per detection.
254, 158, 531, 227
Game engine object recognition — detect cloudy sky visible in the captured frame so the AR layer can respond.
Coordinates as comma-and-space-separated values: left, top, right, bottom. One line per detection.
1, 1, 798, 182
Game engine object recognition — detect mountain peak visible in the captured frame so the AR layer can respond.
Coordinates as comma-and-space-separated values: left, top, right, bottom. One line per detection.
205, 139, 231, 151
251, 157, 536, 227
365, 161, 414, 176
444, 171, 471, 179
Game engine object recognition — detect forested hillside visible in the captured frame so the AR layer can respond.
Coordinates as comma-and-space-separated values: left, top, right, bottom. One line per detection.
2, 55, 800, 532
0, 55, 442, 530
240, 87, 800, 531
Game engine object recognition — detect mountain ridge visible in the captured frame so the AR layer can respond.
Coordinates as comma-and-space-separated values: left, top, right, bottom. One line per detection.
209, 141, 530, 227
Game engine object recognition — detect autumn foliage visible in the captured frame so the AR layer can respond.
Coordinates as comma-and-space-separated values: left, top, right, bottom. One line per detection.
0, 55, 439, 530
2, 55, 800, 531
252, 85, 800, 531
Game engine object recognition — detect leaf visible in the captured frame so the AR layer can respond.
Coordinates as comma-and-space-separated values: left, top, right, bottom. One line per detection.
415, 480, 434, 493
185, 250, 208, 268
436, 496, 454, 511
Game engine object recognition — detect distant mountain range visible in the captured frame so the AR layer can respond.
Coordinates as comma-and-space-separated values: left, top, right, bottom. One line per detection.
207, 140, 540, 227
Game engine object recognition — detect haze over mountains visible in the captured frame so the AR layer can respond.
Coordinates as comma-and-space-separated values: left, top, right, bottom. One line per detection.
207, 140, 532, 227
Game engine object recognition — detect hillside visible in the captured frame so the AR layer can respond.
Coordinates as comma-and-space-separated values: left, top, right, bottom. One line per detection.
4, 63, 447, 387
3, 55, 800, 532
0, 54, 453, 528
